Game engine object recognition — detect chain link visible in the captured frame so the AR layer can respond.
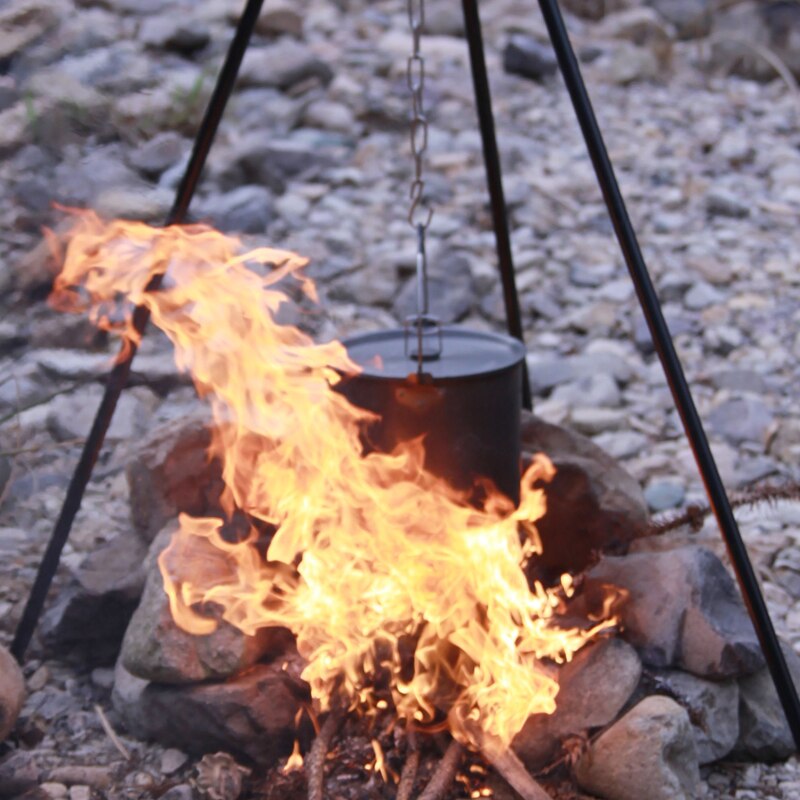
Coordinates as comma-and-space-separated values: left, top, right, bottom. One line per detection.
406, 0, 432, 230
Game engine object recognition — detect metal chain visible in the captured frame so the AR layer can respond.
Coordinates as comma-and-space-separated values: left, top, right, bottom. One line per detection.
407, 0, 433, 232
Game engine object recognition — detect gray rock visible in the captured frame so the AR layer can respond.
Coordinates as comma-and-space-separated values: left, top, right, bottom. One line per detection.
424, 5, 465, 37
0, 750, 40, 796
159, 786, 194, 800
47, 384, 152, 442
644, 480, 685, 512
138, 18, 210, 54
128, 132, 186, 178
570, 407, 627, 435
683, 281, 725, 311
733, 641, 800, 761
121, 526, 291, 684
0, 645, 25, 741
255, 5, 303, 38
710, 370, 767, 394
551, 373, 621, 408
393, 253, 476, 322
520, 411, 649, 576
708, 396, 774, 446
589, 547, 765, 677
648, 0, 711, 40
126, 409, 224, 542
606, 42, 661, 85
302, 100, 357, 134
650, 669, 739, 764
707, 188, 750, 218
112, 657, 308, 764
239, 41, 333, 91
575, 695, 700, 800
39, 532, 148, 660
503, 35, 558, 82
514, 638, 642, 769
199, 185, 273, 234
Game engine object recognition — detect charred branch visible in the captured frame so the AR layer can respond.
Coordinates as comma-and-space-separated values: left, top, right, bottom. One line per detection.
416, 739, 464, 800
395, 729, 419, 800
306, 708, 343, 800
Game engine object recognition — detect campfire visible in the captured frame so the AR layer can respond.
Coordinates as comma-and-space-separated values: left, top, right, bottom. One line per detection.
49, 209, 621, 797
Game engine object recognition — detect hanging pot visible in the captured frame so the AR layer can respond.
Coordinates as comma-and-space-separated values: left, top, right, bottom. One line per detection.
336, 325, 525, 505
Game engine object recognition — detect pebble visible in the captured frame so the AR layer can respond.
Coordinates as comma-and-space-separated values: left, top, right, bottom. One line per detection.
644, 480, 686, 511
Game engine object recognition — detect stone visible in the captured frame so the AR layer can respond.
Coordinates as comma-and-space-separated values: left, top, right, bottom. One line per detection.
128, 132, 186, 178
521, 411, 649, 577
39, 531, 147, 661
551, 373, 621, 408
0, 1, 61, 61
569, 407, 626, 435
503, 35, 558, 82
575, 695, 700, 800
120, 525, 291, 684
514, 638, 642, 769
683, 281, 725, 311
707, 188, 750, 219
255, 6, 303, 38
112, 657, 309, 764
46, 767, 112, 790
392, 252, 477, 322
93, 185, 173, 221
708, 396, 774, 447
733, 640, 800, 761
649, 669, 739, 764
648, 0, 711, 40
0, 645, 25, 741
138, 17, 210, 54
0, 750, 40, 797
302, 100, 357, 134
46, 384, 152, 442
239, 41, 333, 91
160, 749, 189, 775
198, 185, 273, 234
605, 42, 661, 85
424, 5, 465, 37
126, 408, 224, 542
644, 480, 685, 512
589, 547, 765, 677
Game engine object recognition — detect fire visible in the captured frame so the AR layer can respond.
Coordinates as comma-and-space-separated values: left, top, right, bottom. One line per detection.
51, 210, 618, 754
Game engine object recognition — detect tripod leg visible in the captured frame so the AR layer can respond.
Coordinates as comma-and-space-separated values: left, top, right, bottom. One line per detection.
462, 0, 531, 410
534, 0, 800, 748
10, 0, 267, 663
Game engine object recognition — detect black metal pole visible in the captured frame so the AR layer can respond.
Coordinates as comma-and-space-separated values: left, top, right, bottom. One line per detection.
11, 0, 266, 663
461, 0, 532, 411
535, 0, 800, 747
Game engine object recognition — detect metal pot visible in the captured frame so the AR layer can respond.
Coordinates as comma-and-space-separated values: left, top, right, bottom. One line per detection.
337, 325, 525, 505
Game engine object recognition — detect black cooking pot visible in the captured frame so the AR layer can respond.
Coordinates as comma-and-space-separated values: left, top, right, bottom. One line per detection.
337, 325, 526, 505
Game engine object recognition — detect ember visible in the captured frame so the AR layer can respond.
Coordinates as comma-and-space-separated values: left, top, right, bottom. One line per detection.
51, 209, 619, 755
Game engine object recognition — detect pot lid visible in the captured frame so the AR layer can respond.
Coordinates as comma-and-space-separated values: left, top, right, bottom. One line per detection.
341, 325, 526, 380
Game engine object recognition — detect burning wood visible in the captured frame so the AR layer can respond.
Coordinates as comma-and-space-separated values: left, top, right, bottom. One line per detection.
49, 211, 622, 788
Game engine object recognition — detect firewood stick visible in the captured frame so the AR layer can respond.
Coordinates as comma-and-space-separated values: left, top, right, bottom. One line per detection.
482, 746, 552, 800
416, 739, 463, 800
396, 729, 419, 800
306, 708, 343, 800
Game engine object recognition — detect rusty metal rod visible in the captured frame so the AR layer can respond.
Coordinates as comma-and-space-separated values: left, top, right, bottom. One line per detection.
462, 0, 531, 410
535, 0, 800, 749
11, 0, 266, 663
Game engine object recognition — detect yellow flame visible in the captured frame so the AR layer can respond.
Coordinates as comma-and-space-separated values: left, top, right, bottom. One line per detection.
50, 210, 619, 753
283, 740, 304, 774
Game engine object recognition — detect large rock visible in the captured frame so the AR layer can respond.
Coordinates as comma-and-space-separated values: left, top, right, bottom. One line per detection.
112, 657, 309, 765
575, 695, 700, 800
648, 669, 739, 764
648, 0, 711, 40
503, 35, 558, 83
126, 409, 224, 542
121, 525, 291, 684
520, 411, 649, 577
239, 40, 333, 91
0, 645, 25, 742
39, 531, 147, 662
711, 2, 800, 81
589, 547, 765, 678
733, 641, 800, 761
513, 638, 642, 769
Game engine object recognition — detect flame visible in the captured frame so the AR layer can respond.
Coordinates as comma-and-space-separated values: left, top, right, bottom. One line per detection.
50, 210, 618, 753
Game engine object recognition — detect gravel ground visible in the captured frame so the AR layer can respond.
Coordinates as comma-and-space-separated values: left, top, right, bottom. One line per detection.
2, 0, 800, 797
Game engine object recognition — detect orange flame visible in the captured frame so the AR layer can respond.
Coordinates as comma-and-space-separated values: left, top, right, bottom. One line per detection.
50, 210, 618, 753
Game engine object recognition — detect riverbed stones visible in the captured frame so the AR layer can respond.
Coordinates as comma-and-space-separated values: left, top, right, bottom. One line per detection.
575, 696, 700, 800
